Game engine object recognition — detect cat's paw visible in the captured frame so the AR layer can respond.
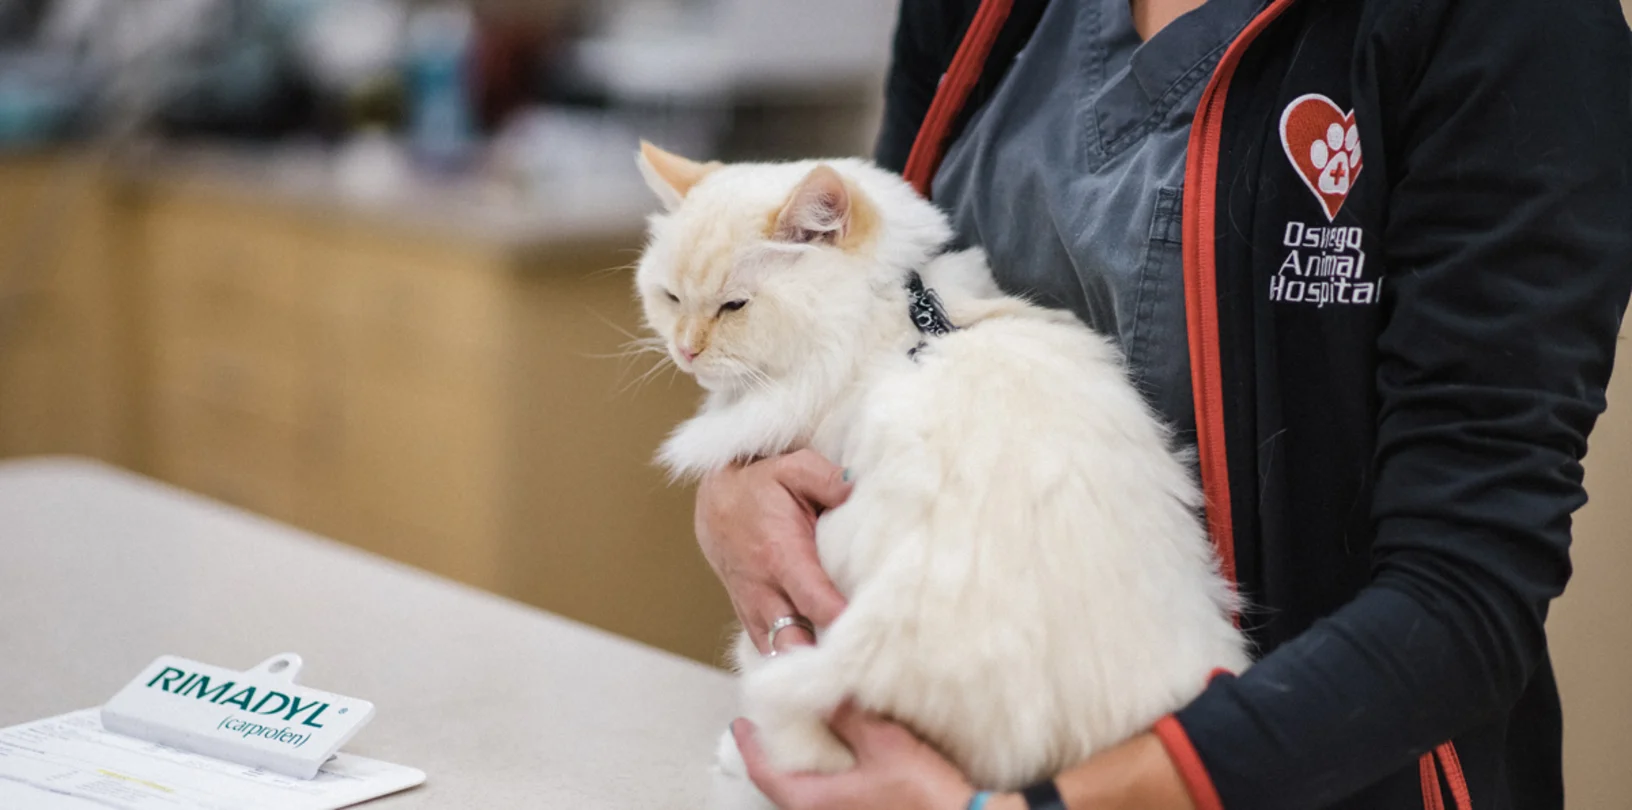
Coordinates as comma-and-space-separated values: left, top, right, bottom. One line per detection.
740, 648, 855, 774
709, 729, 778, 810
715, 721, 852, 782
741, 646, 841, 714
715, 728, 750, 779
755, 713, 856, 774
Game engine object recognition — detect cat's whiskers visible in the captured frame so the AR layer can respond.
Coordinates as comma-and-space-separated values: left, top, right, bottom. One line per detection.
575, 305, 686, 393
584, 250, 645, 281
725, 359, 775, 395
619, 352, 678, 394
586, 336, 669, 362
747, 367, 775, 393
581, 306, 650, 345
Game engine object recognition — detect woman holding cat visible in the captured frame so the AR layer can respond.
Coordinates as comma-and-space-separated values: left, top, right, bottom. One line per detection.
699, 0, 1632, 809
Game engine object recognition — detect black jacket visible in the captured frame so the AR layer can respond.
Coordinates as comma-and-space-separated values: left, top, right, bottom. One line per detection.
876, 1, 1632, 808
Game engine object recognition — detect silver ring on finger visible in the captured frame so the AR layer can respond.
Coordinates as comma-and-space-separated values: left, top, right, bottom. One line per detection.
765, 614, 816, 657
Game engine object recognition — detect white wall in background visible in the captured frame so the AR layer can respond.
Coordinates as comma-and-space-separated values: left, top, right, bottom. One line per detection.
570, 0, 898, 102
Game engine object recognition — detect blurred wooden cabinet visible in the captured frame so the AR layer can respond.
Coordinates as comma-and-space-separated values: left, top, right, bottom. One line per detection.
0, 154, 735, 665
136, 189, 512, 585
142, 190, 328, 525
0, 156, 129, 463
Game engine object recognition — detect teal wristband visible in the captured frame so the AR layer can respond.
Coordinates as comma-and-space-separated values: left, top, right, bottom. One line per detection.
967, 791, 994, 810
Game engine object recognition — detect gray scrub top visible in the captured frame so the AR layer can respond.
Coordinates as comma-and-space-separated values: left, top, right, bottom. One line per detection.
932, 0, 1264, 437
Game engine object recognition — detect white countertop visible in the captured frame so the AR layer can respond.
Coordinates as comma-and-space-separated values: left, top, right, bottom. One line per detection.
0, 456, 738, 808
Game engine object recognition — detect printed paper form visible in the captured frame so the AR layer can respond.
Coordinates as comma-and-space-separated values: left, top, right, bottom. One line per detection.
0, 710, 424, 810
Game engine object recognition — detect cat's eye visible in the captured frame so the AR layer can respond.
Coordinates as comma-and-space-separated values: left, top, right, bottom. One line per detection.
663, 289, 679, 304
719, 299, 748, 314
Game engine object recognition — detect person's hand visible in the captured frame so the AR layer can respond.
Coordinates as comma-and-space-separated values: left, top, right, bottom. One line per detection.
733, 703, 983, 810
736, 705, 1196, 810
696, 449, 853, 654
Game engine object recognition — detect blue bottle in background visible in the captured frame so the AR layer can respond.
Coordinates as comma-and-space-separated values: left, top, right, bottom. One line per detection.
406, 4, 476, 172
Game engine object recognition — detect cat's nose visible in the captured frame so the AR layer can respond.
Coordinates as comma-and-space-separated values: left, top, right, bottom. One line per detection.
678, 345, 699, 363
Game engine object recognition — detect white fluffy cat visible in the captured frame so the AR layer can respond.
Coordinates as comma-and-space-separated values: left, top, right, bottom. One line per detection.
632, 143, 1250, 807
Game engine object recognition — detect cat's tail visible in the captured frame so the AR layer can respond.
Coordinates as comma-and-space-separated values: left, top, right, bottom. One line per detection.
739, 644, 858, 775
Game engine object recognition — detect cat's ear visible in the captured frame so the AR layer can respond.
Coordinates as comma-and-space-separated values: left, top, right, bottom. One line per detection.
637, 141, 719, 211
772, 164, 859, 246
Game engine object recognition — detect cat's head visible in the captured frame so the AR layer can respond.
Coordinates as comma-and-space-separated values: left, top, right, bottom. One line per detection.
633, 142, 950, 393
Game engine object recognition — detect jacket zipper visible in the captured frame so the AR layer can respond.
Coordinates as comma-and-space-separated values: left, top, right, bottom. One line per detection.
1181, 0, 1302, 601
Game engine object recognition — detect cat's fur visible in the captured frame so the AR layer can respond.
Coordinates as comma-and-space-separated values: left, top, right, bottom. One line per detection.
633, 143, 1250, 806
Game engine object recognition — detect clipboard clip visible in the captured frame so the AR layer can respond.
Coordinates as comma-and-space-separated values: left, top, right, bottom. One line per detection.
101, 653, 377, 779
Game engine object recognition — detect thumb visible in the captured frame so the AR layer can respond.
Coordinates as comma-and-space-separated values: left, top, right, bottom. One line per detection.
825, 701, 891, 757
775, 450, 853, 510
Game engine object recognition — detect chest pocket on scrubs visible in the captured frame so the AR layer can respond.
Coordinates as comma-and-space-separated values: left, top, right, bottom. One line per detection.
1123, 185, 1187, 404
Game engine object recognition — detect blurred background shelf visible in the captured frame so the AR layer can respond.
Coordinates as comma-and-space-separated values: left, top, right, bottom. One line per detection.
0, 147, 735, 662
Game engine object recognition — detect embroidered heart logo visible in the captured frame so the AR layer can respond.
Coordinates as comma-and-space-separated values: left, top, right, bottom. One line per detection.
1279, 93, 1362, 221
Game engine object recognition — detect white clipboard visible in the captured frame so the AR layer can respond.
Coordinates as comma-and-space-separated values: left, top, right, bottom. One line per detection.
0, 654, 425, 810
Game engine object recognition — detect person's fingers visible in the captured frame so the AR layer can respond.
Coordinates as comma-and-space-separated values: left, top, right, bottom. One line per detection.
766, 604, 817, 655
733, 719, 798, 808
772, 463, 849, 630
780, 556, 848, 630
824, 701, 893, 757
775, 449, 853, 510
700, 451, 849, 652
740, 584, 801, 655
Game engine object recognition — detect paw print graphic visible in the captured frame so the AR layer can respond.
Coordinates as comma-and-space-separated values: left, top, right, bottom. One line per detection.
1309, 122, 1361, 196
1280, 95, 1364, 219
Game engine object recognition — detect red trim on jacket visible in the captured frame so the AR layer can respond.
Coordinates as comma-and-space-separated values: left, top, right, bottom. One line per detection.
1182, 0, 1302, 593
1153, 715, 1225, 810
1419, 754, 1447, 810
902, 0, 1014, 197
1419, 743, 1473, 810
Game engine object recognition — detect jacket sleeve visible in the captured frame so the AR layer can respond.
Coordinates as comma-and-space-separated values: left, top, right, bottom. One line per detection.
874, 0, 965, 172
1160, 2, 1632, 808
